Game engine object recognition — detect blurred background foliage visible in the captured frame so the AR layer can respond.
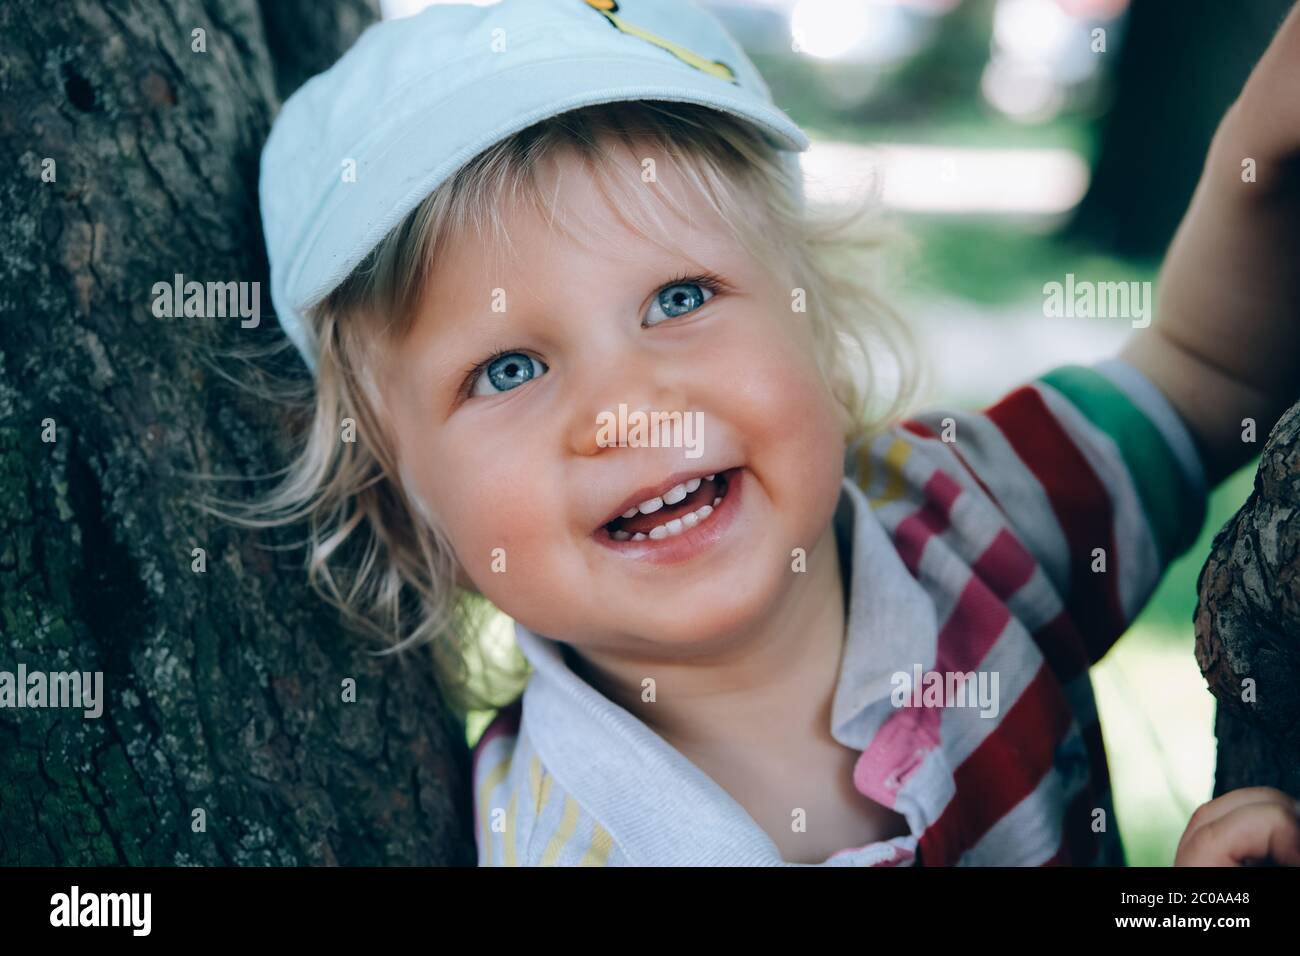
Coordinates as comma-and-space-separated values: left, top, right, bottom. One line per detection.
386, 0, 1295, 866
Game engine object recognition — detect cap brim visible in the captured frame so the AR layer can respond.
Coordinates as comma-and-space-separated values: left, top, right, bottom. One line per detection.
288, 53, 810, 317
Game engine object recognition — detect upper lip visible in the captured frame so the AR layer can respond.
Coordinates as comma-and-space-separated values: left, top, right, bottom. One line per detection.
596, 466, 731, 530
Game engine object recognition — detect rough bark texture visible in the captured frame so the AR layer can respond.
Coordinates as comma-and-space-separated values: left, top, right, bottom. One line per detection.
0, 0, 475, 865
1195, 400, 1300, 799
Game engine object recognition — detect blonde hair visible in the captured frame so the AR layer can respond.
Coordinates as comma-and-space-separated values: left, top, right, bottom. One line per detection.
210, 100, 916, 722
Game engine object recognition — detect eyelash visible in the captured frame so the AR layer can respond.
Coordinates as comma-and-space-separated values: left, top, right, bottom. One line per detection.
457, 271, 729, 400
646, 270, 729, 324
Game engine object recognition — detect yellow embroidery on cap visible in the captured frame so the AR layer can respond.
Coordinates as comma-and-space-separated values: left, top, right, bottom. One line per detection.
582, 0, 738, 84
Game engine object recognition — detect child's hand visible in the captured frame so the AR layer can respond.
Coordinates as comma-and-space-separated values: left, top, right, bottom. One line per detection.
1174, 786, 1300, 866
1120, 2, 1300, 486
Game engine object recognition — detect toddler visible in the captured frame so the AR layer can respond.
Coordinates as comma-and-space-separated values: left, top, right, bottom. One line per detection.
256, 0, 1300, 865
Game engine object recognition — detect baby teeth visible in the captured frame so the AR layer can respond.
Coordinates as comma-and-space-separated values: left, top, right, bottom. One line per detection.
610, 471, 731, 544
622, 499, 718, 542
662, 483, 688, 505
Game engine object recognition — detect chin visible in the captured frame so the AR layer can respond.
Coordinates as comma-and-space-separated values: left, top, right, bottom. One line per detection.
619, 566, 787, 647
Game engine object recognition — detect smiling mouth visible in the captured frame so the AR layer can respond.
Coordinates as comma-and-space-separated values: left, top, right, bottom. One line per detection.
600, 468, 735, 541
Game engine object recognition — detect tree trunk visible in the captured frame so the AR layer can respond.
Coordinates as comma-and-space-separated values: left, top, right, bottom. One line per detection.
1195, 400, 1300, 799
1069, 0, 1294, 260
0, 0, 475, 865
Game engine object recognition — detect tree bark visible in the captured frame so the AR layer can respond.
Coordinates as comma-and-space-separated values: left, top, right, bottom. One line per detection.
1195, 400, 1300, 799
0, 0, 475, 865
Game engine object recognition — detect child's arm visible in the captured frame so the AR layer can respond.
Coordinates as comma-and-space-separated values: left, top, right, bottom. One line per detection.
1120, 2, 1300, 486
1175, 786, 1300, 866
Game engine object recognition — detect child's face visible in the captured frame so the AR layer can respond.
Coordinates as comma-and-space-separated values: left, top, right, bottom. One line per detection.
381, 141, 848, 652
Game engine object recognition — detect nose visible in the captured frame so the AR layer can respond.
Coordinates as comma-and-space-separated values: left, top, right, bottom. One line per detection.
564, 345, 690, 458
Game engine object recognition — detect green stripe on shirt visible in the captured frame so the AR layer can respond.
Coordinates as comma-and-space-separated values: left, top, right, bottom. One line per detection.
1037, 365, 1201, 565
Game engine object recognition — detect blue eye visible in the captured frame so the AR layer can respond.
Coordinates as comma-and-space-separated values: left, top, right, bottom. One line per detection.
644, 281, 714, 327
470, 351, 547, 397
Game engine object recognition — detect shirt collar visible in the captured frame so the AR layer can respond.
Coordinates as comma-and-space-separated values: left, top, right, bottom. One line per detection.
512, 475, 938, 865
829, 474, 940, 748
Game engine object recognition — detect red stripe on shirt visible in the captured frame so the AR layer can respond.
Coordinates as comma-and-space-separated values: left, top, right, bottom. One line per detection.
971, 527, 1036, 599
972, 530, 1091, 684
984, 386, 1126, 663
917, 664, 1073, 865
855, 573, 1015, 809
903, 427, 1094, 686
876, 417, 1112, 866
893, 469, 963, 574
966, 536, 1107, 866
936, 569, 1013, 674
902, 418, 1001, 508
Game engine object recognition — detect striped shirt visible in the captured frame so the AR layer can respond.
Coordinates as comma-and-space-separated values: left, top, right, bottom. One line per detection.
471, 358, 1207, 865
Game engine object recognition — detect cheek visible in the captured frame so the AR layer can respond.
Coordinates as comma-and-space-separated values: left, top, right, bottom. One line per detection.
413, 423, 565, 586
718, 309, 846, 512
726, 309, 842, 443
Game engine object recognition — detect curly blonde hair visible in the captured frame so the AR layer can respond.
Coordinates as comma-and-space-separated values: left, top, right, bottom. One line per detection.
210, 100, 916, 724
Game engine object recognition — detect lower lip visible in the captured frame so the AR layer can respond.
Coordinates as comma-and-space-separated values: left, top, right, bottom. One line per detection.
592, 467, 745, 566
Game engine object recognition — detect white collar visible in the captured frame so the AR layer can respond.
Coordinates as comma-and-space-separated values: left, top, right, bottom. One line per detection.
513, 476, 939, 865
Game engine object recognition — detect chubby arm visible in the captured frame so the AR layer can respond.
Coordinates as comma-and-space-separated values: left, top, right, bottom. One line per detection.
1121, 2, 1300, 487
